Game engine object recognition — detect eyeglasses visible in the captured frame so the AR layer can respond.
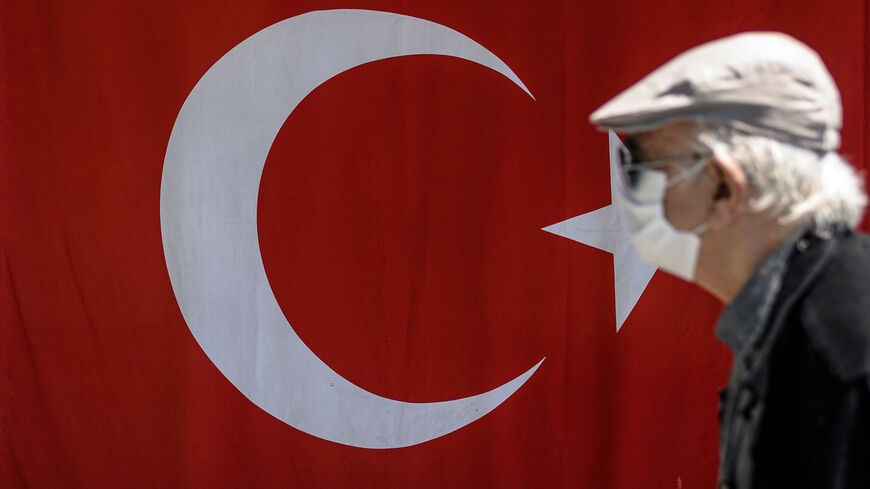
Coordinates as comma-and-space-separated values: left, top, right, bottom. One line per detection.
616, 144, 711, 190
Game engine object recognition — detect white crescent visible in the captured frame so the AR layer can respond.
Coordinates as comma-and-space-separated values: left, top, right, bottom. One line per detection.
160, 9, 542, 449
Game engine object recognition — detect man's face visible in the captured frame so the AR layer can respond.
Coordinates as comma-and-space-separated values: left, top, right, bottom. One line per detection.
627, 123, 720, 232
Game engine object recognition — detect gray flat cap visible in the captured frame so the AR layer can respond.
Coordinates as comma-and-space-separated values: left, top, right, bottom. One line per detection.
590, 32, 842, 151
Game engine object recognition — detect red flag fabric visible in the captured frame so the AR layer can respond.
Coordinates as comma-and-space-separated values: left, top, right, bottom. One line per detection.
2, 1, 867, 488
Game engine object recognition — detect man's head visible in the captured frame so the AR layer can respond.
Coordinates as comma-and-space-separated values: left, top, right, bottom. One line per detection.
591, 32, 867, 301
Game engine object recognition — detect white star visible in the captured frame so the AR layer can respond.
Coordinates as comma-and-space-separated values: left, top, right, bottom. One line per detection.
542, 131, 656, 331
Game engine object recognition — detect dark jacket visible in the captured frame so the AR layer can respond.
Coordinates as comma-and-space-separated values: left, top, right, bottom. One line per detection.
717, 230, 870, 489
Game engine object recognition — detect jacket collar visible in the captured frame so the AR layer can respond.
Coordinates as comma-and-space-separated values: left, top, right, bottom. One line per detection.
715, 235, 797, 356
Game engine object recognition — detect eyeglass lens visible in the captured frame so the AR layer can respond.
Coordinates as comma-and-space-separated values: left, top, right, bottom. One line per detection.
619, 137, 643, 189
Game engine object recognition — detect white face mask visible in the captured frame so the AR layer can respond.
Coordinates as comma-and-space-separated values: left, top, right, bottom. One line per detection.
613, 164, 709, 281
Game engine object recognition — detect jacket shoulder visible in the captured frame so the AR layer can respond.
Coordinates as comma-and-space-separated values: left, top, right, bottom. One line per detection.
797, 231, 870, 381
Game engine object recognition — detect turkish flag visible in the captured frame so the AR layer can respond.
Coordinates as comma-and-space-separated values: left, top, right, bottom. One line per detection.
2, 1, 867, 488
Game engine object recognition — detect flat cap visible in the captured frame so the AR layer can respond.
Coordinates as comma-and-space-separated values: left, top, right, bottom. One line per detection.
590, 32, 842, 151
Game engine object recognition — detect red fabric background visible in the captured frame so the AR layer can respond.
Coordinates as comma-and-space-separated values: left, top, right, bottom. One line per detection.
2, 1, 868, 488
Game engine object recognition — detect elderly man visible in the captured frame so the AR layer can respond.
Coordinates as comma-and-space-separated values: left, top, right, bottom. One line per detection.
589, 33, 869, 488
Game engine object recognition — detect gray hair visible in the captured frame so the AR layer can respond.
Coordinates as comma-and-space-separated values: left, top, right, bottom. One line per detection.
696, 126, 867, 233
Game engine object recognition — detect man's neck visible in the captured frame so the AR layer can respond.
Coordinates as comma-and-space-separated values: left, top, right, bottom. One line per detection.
694, 217, 803, 303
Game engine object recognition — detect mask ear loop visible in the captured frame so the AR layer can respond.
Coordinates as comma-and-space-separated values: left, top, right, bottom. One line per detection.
686, 132, 737, 236
666, 154, 712, 188
691, 221, 709, 235
665, 155, 715, 235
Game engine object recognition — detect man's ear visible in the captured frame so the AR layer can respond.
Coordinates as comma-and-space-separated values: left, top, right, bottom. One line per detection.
706, 151, 748, 231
